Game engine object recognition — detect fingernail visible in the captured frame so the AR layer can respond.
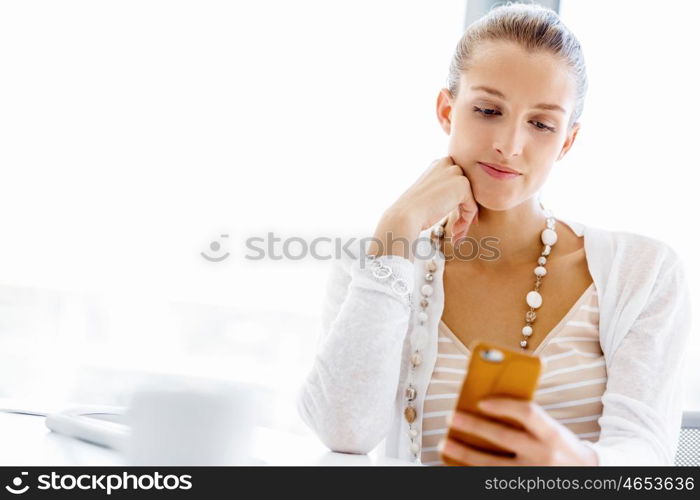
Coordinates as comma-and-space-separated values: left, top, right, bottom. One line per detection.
478, 400, 493, 411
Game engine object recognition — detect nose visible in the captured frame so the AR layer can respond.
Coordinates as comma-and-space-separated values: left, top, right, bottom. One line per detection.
492, 121, 524, 159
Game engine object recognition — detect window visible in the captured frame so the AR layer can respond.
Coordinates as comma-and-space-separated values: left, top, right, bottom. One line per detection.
552, 0, 700, 408
0, 0, 468, 434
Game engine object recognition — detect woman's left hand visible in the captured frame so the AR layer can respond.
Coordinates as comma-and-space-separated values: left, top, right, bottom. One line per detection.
438, 397, 599, 466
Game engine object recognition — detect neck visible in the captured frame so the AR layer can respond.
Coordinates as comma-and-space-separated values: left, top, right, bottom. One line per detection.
443, 198, 549, 270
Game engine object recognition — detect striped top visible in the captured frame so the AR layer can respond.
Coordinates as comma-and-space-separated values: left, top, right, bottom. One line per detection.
420, 282, 606, 466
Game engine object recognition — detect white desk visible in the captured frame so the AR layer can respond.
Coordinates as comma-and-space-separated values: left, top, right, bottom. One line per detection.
0, 412, 415, 466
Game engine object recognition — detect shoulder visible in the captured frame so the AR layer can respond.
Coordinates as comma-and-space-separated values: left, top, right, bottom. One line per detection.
560, 219, 686, 298
589, 229, 691, 321
589, 225, 681, 269
566, 217, 682, 270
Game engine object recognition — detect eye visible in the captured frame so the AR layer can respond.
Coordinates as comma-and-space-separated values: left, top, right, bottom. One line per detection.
472, 106, 556, 133
473, 106, 501, 117
532, 121, 556, 133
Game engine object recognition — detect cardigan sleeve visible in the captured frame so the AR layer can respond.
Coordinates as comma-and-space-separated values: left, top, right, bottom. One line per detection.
295, 251, 415, 454
582, 248, 693, 465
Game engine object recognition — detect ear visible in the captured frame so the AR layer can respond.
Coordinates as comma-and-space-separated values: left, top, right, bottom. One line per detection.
557, 122, 581, 161
436, 88, 454, 135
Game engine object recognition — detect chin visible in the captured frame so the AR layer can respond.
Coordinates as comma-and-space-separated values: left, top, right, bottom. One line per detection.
477, 200, 516, 211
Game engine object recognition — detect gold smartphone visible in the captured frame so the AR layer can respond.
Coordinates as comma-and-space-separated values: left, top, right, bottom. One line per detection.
440, 340, 542, 465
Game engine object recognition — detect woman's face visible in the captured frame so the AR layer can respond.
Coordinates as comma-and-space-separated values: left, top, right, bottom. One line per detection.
437, 40, 580, 211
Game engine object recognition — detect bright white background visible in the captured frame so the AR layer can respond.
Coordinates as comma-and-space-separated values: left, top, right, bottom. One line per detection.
0, 0, 697, 438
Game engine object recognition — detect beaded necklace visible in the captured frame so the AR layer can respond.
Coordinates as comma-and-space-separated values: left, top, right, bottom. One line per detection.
403, 209, 558, 461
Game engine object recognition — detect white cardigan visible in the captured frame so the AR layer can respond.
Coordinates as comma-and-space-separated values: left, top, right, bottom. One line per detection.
296, 218, 693, 465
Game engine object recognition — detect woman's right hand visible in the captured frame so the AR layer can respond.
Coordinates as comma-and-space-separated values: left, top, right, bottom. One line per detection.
368, 157, 478, 261
389, 156, 479, 242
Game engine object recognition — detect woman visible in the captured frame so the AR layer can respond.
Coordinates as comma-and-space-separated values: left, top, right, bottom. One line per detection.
296, 3, 692, 466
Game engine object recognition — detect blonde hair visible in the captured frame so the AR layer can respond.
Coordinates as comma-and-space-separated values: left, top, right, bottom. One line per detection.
447, 2, 587, 131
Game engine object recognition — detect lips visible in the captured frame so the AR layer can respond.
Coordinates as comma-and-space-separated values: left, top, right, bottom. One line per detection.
478, 162, 521, 180
478, 162, 521, 175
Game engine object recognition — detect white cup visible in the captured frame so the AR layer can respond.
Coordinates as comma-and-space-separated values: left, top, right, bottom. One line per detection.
124, 380, 261, 465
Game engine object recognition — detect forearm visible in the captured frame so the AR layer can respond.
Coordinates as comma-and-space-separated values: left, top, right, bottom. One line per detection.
297, 253, 415, 453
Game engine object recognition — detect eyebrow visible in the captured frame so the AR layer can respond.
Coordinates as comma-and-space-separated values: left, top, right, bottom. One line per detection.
470, 85, 567, 114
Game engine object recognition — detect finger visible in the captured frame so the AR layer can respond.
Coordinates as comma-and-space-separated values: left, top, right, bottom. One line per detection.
439, 438, 519, 466
452, 209, 478, 244
448, 411, 538, 457
454, 163, 477, 223
451, 213, 470, 243
478, 398, 553, 442
458, 203, 478, 228
438, 155, 456, 168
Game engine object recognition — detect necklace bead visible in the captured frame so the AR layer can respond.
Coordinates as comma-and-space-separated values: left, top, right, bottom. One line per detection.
404, 406, 417, 423
541, 228, 558, 246
411, 353, 422, 367
405, 385, 417, 401
526, 290, 543, 309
